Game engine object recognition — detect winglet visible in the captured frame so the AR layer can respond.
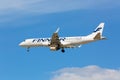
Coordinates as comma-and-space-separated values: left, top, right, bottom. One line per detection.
55, 27, 60, 33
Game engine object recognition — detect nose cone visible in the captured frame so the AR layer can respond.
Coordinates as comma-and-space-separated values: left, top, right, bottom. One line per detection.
19, 42, 25, 47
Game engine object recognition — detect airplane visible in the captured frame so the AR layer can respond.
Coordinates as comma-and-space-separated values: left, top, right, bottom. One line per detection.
19, 23, 106, 53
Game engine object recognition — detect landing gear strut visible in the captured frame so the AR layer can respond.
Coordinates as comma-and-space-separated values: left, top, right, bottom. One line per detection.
27, 47, 30, 52
61, 48, 65, 53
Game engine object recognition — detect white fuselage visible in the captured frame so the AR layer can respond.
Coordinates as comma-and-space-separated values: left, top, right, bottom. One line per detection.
19, 36, 94, 48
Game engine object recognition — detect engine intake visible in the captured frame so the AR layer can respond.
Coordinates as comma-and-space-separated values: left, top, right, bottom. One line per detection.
50, 45, 60, 51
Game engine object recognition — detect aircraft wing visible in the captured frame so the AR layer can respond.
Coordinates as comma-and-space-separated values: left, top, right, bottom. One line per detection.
63, 45, 82, 48
61, 42, 82, 48
49, 28, 61, 50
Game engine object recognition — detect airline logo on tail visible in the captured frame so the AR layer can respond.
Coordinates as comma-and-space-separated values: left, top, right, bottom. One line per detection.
93, 23, 104, 33
94, 27, 102, 32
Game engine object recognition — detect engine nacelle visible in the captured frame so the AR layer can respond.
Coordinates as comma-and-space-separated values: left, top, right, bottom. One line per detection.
50, 47, 57, 51
50, 45, 60, 51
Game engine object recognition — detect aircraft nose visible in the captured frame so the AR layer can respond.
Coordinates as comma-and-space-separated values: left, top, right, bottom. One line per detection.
19, 42, 24, 46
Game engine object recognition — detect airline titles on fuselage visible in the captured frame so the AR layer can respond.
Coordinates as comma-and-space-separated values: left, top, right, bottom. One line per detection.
31, 37, 66, 43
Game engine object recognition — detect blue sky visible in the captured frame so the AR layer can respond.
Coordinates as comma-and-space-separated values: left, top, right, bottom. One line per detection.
0, 0, 120, 80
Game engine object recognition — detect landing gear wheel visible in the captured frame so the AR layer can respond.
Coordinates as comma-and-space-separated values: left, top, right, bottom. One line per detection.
61, 49, 65, 53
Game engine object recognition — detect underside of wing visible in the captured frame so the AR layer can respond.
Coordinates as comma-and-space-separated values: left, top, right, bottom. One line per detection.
62, 44, 82, 48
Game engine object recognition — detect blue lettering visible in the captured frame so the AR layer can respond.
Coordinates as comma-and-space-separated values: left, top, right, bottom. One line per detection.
94, 27, 102, 32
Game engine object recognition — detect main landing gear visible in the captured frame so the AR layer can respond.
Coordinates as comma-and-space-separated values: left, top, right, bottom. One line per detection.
61, 48, 65, 53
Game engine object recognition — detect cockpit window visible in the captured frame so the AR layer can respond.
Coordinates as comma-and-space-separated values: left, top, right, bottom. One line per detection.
23, 40, 26, 42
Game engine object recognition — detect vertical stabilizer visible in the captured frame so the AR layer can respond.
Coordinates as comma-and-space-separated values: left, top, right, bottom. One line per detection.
93, 23, 104, 35
88, 23, 105, 40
